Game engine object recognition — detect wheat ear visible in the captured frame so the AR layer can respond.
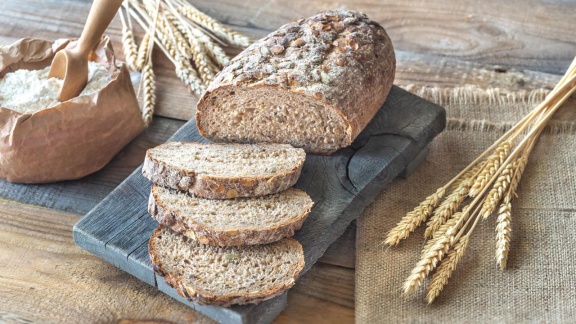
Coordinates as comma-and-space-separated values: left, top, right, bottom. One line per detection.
469, 141, 512, 197
425, 178, 472, 239
450, 161, 486, 191
176, 2, 252, 47
121, 29, 139, 71
403, 227, 454, 295
186, 25, 230, 68
480, 162, 515, 219
141, 59, 155, 127
162, 13, 193, 59
495, 199, 511, 270
494, 155, 528, 269
421, 207, 471, 258
181, 25, 218, 82
385, 188, 445, 246
426, 235, 470, 304
136, 32, 152, 71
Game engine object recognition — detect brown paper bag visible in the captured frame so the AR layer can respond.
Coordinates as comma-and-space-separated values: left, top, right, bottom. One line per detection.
0, 37, 145, 183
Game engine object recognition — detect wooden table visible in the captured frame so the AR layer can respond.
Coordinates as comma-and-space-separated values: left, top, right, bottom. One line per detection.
0, 0, 573, 323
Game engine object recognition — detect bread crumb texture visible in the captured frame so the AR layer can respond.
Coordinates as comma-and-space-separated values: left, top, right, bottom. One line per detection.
148, 142, 305, 178
150, 226, 304, 306
198, 9, 395, 153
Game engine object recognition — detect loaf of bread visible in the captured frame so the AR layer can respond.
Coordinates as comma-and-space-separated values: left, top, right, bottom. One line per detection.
149, 226, 305, 306
148, 186, 313, 246
196, 9, 396, 154
142, 142, 306, 199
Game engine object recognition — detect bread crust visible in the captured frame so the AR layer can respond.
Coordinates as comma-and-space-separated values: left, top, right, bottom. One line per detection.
149, 226, 305, 307
196, 9, 396, 154
148, 186, 313, 246
141, 142, 305, 199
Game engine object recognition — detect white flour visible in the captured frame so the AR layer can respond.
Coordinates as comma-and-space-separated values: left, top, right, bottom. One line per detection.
0, 61, 111, 114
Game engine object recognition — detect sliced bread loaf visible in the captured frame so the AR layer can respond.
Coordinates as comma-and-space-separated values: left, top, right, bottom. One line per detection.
149, 186, 313, 246
142, 142, 306, 199
149, 226, 305, 306
196, 9, 395, 154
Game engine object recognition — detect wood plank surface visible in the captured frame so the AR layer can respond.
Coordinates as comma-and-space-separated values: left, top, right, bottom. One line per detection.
74, 86, 445, 323
0, 0, 571, 120
0, 196, 358, 324
0, 199, 214, 324
0, 0, 571, 323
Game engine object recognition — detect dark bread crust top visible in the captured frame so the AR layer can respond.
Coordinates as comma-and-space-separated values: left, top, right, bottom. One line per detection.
202, 9, 396, 144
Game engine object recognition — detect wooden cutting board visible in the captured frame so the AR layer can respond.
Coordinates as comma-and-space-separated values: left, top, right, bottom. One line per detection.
73, 85, 445, 323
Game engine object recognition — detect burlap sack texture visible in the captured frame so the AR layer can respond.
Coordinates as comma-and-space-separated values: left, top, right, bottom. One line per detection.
356, 85, 576, 323
0, 37, 144, 183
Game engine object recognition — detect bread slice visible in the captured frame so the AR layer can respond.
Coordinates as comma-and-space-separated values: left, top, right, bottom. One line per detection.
149, 186, 313, 246
149, 226, 305, 306
196, 9, 395, 154
142, 142, 306, 199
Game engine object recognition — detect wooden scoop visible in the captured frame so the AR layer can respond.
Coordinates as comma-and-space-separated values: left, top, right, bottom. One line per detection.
49, 0, 123, 102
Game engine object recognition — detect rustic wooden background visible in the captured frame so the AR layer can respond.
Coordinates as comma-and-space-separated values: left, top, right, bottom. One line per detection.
0, 0, 574, 323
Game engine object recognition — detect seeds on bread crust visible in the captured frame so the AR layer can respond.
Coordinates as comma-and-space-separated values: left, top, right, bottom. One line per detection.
196, 9, 396, 154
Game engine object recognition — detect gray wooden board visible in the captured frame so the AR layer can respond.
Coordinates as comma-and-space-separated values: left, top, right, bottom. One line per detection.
73, 86, 446, 324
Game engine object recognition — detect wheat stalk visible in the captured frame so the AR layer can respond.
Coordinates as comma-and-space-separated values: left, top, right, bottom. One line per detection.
425, 177, 472, 239
125, 0, 250, 97
120, 28, 139, 71
175, 0, 252, 47
426, 235, 470, 304
141, 60, 156, 127
385, 188, 445, 246
469, 141, 512, 197
389, 55, 576, 303
480, 162, 515, 219
136, 32, 152, 71
495, 199, 511, 270
403, 227, 455, 295
451, 161, 486, 191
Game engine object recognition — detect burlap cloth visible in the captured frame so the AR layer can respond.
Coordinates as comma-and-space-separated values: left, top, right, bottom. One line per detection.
356, 85, 576, 323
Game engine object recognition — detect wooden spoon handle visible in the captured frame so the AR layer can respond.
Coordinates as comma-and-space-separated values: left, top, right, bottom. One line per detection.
76, 0, 124, 56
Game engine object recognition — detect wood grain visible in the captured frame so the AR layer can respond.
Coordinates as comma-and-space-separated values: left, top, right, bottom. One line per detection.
0, 199, 213, 324
74, 86, 445, 323
292, 263, 355, 308
1, 0, 572, 121
276, 291, 354, 324
318, 221, 356, 269
188, 0, 576, 74
0, 0, 571, 323
0, 197, 357, 324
